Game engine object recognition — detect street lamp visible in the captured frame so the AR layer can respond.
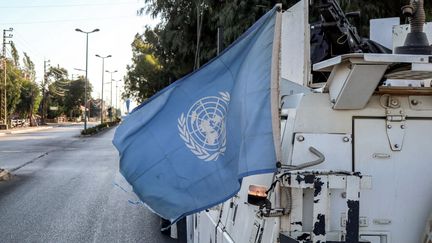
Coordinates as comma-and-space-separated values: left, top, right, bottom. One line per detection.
73, 68, 86, 80
113, 79, 122, 115
105, 70, 117, 121
95, 54, 111, 124
116, 79, 122, 113
105, 70, 117, 103
75, 28, 99, 130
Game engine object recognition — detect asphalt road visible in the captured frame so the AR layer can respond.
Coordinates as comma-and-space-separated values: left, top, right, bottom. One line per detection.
0, 125, 176, 243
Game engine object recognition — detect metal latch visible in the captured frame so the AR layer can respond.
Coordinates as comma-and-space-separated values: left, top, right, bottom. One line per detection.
385, 107, 406, 151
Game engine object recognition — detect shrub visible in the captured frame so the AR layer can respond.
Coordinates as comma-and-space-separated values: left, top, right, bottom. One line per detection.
81, 120, 121, 136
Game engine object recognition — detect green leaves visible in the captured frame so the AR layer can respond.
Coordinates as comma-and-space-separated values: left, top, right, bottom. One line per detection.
0, 50, 41, 120
62, 77, 93, 118
0, 59, 27, 117
15, 79, 41, 118
125, 0, 430, 102
126, 0, 290, 102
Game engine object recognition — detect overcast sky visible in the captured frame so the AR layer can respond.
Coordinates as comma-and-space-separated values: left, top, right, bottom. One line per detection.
0, 0, 158, 109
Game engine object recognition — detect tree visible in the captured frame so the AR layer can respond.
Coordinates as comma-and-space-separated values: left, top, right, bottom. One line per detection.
35, 67, 94, 120
10, 42, 20, 67
123, 34, 168, 103
45, 67, 69, 119
0, 45, 41, 124
0, 59, 26, 118
22, 52, 36, 82
64, 77, 92, 118
16, 53, 41, 125
124, 0, 431, 102
125, 0, 289, 102
15, 79, 41, 120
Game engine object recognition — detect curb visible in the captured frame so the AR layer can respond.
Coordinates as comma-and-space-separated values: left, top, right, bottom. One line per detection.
0, 126, 54, 137
0, 169, 11, 181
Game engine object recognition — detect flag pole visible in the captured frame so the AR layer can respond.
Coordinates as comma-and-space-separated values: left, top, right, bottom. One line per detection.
270, 3, 283, 235
270, 4, 283, 168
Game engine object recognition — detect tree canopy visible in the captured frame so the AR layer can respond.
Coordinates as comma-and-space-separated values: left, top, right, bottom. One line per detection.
123, 0, 432, 102
0, 37, 100, 124
1, 59, 27, 118
45, 69, 95, 119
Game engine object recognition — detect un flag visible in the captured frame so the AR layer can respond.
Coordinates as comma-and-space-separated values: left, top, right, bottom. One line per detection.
113, 7, 281, 222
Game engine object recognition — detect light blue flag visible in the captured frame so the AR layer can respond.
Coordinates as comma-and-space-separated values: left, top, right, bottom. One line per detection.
113, 7, 279, 222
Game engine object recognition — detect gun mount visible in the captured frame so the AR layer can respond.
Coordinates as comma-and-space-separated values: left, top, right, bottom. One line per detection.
312, 0, 390, 58
310, 0, 391, 84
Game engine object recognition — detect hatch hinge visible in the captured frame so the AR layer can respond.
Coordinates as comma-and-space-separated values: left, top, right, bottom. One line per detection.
385, 105, 406, 151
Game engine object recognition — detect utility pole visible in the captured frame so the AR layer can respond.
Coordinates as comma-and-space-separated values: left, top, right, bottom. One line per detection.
42, 59, 50, 125
0, 28, 13, 129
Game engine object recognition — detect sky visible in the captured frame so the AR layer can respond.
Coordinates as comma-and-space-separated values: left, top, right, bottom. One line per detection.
0, 0, 159, 110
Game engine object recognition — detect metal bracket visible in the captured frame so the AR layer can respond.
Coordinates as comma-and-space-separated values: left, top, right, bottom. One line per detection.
385, 102, 406, 151
281, 146, 325, 170
279, 171, 368, 243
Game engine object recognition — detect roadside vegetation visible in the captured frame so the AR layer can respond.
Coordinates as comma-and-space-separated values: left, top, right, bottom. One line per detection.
4, 1, 432, 127
80, 118, 121, 136
1, 43, 120, 127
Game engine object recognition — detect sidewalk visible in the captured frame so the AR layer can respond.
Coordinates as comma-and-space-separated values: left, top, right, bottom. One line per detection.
0, 122, 99, 137
0, 125, 54, 136
0, 125, 55, 137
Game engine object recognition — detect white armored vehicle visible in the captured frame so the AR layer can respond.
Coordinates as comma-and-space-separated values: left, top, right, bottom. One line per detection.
184, 0, 432, 242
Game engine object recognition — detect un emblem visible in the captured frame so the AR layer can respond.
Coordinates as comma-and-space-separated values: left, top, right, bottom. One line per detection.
178, 92, 230, 161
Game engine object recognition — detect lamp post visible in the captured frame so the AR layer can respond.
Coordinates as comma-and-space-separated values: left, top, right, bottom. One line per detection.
73, 68, 86, 120
95, 54, 111, 124
105, 70, 117, 121
114, 79, 122, 115
105, 70, 117, 103
75, 28, 99, 130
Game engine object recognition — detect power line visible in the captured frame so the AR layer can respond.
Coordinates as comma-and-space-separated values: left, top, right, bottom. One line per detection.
7, 33, 47, 82
0, 15, 138, 25
0, 2, 137, 9
12, 31, 45, 59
